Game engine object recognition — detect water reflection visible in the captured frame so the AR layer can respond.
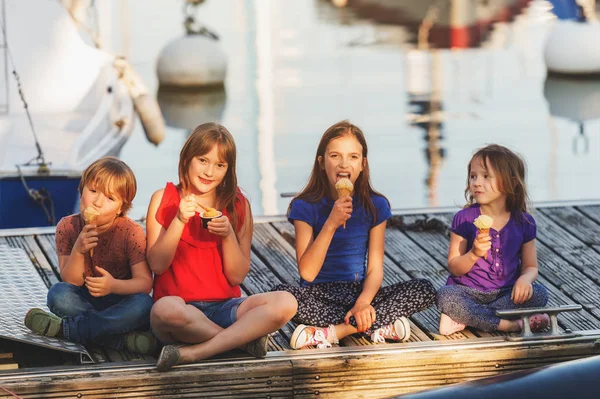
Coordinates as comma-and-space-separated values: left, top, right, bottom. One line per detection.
544, 75, 600, 155
156, 87, 227, 131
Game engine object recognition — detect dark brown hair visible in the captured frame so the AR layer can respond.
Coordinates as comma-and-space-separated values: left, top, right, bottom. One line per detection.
79, 156, 137, 216
178, 123, 245, 233
465, 144, 530, 215
289, 120, 389, 224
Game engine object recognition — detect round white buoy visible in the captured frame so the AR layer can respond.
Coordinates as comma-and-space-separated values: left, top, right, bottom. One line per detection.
544, 21, 600, 75
156, 34, 227, 88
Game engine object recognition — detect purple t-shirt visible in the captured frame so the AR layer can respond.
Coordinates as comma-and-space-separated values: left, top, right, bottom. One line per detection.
446, 204, 536, 292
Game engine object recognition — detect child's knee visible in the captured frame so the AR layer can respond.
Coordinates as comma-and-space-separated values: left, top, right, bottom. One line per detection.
270, 292, 298, 323
151, 297, 188, 327
532, 283, 549, 306
46, 282, 83, 316
435, 286, 464, 312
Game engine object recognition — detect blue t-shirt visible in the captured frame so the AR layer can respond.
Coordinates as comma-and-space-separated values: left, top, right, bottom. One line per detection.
288, 194, 392, 286
447, 204, 537, 291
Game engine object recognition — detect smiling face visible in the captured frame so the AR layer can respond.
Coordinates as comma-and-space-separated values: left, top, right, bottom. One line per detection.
186, 144, 229, 197
319, 134, 365, 198
469, 156, 506, 207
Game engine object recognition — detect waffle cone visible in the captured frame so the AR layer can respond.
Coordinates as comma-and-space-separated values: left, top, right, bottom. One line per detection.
478, 228, 490, 259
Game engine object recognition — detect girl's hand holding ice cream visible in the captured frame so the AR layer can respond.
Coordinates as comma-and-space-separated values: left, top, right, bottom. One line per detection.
205, 213, 233, 237
473, 215, 493, 259
327, 196, 352, 229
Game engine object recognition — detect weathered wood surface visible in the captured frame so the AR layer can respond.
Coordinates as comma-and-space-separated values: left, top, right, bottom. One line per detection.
2, 205, 600, 398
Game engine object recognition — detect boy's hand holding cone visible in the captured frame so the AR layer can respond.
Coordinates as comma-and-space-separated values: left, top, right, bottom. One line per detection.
335, 178, 353, 229
83, 207, 100, 257
473, 215, 493, 260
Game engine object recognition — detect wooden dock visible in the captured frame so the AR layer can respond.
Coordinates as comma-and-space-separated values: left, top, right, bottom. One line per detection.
1, 204, 600, 398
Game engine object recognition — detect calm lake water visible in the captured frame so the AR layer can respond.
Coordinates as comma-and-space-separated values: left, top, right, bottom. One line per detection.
104, 0, 600, 219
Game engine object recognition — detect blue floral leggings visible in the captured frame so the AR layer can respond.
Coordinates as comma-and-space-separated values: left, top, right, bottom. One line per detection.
436, 282, 549, 332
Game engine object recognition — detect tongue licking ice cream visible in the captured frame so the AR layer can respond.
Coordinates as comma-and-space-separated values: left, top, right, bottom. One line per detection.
335, 178, 353, 229
473, 215, 493, 260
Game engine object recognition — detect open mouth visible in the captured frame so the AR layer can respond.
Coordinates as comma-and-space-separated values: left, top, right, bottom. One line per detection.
336, 172, 350, 182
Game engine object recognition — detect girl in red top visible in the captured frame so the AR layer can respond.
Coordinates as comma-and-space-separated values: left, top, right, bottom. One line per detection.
146, 123, 297, 371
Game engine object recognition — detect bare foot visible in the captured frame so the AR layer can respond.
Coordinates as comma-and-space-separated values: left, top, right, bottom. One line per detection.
439, 313, 466, 335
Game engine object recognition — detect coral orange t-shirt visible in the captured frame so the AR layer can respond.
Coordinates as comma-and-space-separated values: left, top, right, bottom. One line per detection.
152, 183, 246, 302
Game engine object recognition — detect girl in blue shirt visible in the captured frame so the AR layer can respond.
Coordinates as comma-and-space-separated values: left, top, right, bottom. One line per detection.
273, 121, 436, 349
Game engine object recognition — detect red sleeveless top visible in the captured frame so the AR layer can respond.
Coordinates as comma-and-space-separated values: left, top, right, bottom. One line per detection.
153, 182, 246, 302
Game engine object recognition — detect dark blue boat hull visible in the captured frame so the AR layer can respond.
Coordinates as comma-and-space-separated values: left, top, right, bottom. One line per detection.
397, 354, 600, 399
0, 175, 80, 229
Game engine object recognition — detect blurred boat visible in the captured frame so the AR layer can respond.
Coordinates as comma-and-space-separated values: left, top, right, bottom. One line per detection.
544, 0, 600, 75
0, 0, 135, 229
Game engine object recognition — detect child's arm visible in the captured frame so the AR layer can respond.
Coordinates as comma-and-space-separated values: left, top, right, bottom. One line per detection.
512, 239, 539, 304
214, 200, 253, 286
146, 189, 196, 275
344, 221, 386, 332
448, 231, 491, 276
295, 196, 352, 282
59, 224, 99, 285
85, 262, 153, 297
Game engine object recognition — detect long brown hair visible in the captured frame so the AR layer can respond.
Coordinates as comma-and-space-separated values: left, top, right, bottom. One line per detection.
178, 123, 245, 232
289, 120, 389, 224
79, 156, 137, 216
464, 144, 530, 215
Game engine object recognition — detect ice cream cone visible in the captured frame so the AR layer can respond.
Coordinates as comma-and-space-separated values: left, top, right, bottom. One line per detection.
83, 207, 100, 258
335, 178, 353, 229
473, 215, 493, 260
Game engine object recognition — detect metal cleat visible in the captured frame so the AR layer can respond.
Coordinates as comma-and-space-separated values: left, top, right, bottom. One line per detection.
496, 305, 582, 341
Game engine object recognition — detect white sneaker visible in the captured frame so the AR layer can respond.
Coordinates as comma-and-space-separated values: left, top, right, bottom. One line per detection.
290, 325, 332, 349
371, 317, 411, 343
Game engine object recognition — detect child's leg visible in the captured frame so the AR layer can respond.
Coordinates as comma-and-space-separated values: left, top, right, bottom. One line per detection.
369, 279, 436, 331
174, 291, 297, 364
275, 282, 362, 341
151, 296, 225, 344
61, 293, 154, 348
436, 285, 503, 332
47, 282, 94, 318
488, 283, 550, 332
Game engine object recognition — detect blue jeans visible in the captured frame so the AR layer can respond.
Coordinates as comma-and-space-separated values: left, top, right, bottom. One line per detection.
436, 282, 549, 332
47, 282, 153, 349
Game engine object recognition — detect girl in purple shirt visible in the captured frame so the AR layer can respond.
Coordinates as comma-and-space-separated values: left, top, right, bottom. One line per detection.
437, 144, 549, 335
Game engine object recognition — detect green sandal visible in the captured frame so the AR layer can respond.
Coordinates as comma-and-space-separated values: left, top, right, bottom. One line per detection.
24, 308, 62, 337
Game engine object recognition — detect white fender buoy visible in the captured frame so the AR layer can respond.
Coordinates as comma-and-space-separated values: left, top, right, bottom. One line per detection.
544, 21, 600, 75
115, 58, 165, 145
156, 34, 227, 88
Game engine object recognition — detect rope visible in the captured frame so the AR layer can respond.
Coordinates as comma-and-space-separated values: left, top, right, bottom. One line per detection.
0, 385, 23, 399
15, 164, 56, 226
0, 19, 48, 169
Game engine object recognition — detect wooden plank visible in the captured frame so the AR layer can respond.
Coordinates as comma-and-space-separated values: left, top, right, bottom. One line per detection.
252, 223, 302, 285
241, 252, 295, 350
291, 340, 600, 398
577, 205, 600, 226
539, 206, 600, 251
269, 221, 433, 343
0, 360, 294, 398
534, 209, 600, 283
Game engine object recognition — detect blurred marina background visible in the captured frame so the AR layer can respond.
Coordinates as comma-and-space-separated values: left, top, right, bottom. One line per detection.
7, 0, 600, 221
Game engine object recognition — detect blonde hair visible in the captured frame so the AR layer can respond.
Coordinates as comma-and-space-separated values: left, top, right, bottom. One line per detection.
79, 156, 137, 216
